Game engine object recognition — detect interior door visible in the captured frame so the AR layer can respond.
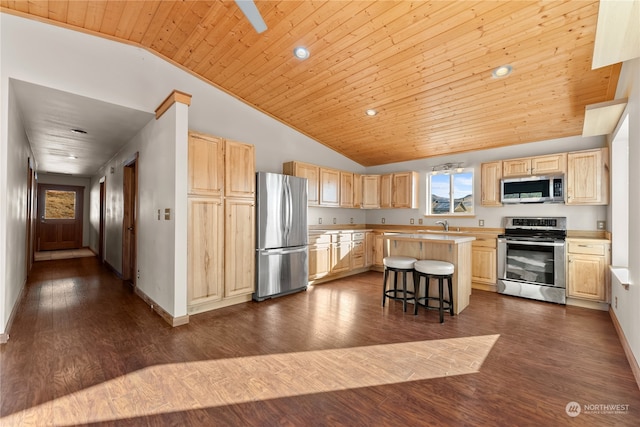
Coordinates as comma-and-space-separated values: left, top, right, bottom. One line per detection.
122, 157, 138, 285
37, 184, 84, 251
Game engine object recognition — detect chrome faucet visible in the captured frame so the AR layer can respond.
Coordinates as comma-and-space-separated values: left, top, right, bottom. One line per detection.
435, 220, 449, 231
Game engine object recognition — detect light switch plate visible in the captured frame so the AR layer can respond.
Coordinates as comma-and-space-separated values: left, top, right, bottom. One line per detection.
597, 220, 605, 230
418, 218, 423, 225
410, 218, 414, 224
479, 219, 485, 227
381, 218, 386, 224
165, 208, 171, 220
318, 218, 322, 224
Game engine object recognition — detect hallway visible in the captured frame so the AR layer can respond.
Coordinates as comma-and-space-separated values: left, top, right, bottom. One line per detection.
1, 258, 639, 426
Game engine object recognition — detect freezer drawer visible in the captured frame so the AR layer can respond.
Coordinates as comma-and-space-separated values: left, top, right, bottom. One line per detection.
254, 246, 308, 301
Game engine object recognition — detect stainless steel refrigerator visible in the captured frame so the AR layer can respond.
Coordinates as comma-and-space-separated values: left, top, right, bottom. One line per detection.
254, 172, 308, 301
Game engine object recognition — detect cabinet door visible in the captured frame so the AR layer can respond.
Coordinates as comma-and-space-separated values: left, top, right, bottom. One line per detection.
320, 168, 340, 206
503, 158, 531, 177
566, 148, 608, 205
353, 174, 363, 208
481, 162, 502, 206
340, 172, 354, 208
362, 175, 381, 208
309, 244, 331, 280
188, 197, 224, 304
331, 242, 351, 273
471, 245, 496, 284
225, 140, 255, 198
392, 172, 418, 208
531, 153, 566, 175
567, 254, 607, 301
284, 162, 319, 206
351, 240, 365, 269
380, 174, 392, 208
373, 233, 384, 267
365, 232, 374, 267
224, 198, 255, 297
188, 132, 223, 197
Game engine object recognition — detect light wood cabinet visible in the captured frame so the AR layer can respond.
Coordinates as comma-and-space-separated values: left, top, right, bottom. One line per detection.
351, 236, 365, 270
373, 232, 384, 267
502, 153, 566, 178
331, 233, 351, 274
283, 161, 320, 206
340, 171, 354, 208
380, 174, 392, 208
365, 231, 374, 267
224, 198, 255, 297
480, 161, 502, 206
566, 238, 610, 302
566, 148, 609, 205
309, 234, 332, 280
362, 175, 381, 209
471, 236, 497, 291
187, 197, 224, 304
187, 132, 255, 313
225, 140, 255, 198
188, 132, 223, 197
353, 174, 363, 208
320, 168, 340, 207
392, 171, 419, 208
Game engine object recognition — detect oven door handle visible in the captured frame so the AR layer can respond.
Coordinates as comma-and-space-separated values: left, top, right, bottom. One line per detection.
498, 238, 564, 247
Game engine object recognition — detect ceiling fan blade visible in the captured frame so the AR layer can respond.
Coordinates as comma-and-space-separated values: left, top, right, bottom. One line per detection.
234, 0, 267, 34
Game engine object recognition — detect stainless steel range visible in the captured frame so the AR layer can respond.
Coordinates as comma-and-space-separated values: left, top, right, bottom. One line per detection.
497, 217, 567, 304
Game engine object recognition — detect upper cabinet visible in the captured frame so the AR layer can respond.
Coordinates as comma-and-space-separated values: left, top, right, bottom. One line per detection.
353, 173, 363, 208
225, 140, 255, 198
319, 168, 340, 207
392, 171, 419, 209
362, 175, 381, 209
188, 132, 224, 197
380, 174, 392, 208
502, 153, 566, 178
566, 148, 609, 205
283, 161, 319, 206
340, 171, 354, 208
480, 161, 502, 207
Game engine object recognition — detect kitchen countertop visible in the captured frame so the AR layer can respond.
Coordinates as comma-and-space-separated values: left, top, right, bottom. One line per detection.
383, 233, 475, 244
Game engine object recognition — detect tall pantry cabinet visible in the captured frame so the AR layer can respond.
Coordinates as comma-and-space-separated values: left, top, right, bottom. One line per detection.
187, 131, 256, 314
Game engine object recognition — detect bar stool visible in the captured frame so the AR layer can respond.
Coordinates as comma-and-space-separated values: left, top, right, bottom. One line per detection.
382, 256, 417, 312
413, 260, 455, 323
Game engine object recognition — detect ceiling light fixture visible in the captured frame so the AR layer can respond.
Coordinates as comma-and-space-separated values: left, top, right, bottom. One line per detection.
293, 46, 309, 60
68, 155, 77, 159
491, 65, 513, 79
431, 162, 464, 174
70, 128, 87, 134
365, 109, 378, 116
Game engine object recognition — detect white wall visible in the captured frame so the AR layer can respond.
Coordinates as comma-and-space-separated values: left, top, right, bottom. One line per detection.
610, 57, 640, 367
36, 173, 91, 247
363, 135, 608, 230
0, 81, 34, 335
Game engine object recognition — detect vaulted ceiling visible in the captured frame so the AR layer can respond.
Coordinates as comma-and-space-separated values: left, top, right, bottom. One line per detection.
1, 1, 620, 166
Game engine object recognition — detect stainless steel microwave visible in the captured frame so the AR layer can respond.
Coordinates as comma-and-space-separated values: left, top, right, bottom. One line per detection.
501, 175, 564, 203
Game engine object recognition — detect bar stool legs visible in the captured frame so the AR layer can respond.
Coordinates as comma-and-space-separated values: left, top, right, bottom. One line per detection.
382, 256, 417, 312
413, 260, 455, 323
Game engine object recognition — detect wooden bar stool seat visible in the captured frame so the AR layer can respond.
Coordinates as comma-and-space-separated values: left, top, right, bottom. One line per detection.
413, 260, 455, 323
382, 256, 417, 312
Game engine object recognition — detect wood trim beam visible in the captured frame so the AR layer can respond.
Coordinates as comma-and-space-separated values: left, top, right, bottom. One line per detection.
582, 98, 628, 136
155, 90, 192, 119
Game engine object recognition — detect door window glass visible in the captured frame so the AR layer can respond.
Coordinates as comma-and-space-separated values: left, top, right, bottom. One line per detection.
44, 190, 76, 219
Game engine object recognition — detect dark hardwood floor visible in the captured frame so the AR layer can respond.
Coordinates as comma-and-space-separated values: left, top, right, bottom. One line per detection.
1, 257, 639, 426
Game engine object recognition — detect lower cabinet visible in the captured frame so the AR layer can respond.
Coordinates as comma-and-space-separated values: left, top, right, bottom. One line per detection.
351, 233, 365, 269
566, 238, 610, 302
471, 236, 497, 291
224, 198, 256, 297
309, 240, 331, 280
331, 233, 352, 274
373, 232, 384, 268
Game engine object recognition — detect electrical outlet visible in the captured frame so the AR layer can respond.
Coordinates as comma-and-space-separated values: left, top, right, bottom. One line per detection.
350, 217, 354, 224
479, 219, 485, 227
333, 217, 337, 224
318, 218, 322, 224
615, 296, 618, 309
597, 220, 605, 230
157, 209, 161, 220
381, 218, 386, 224
137, 269, 140, 279
410, 218, 415, 224
418, 218, 423, 225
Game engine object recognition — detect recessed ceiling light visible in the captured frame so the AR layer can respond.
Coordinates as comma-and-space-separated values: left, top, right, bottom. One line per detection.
293, 46, 309, 60
365, 109, 378, 116
70, 128, 87, 134
491, 65, 513, 78
68, 155, 77, 159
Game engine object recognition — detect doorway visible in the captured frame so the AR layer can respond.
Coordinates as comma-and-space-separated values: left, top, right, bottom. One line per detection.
122, 155, 138, 286
99, 178, 106, 262
36, 184, 84, 251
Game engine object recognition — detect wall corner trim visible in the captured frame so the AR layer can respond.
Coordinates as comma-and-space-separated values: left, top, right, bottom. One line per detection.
0, 278, 29, 345
155, 90, 193, 120
134, 286, 190, 327
609, 307, 640, 390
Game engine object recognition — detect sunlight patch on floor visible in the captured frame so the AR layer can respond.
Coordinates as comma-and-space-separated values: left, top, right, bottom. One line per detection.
34, 248, 95, 261
1, 335, 499, 426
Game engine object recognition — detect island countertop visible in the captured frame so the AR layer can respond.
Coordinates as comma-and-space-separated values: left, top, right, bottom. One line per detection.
383, 233, 474, 314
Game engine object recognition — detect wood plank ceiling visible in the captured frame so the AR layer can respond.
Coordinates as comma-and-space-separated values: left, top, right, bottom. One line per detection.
1, 1, 620, 166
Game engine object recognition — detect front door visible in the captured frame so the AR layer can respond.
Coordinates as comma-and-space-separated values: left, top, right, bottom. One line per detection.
37, 184, 84, 251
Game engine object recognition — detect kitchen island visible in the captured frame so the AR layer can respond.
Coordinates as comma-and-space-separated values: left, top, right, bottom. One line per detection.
383, 233, 475, 314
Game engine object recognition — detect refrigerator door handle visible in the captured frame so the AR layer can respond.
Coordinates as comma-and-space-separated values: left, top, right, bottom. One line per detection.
284, 181, 292, 241
258, 247, 307, 255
